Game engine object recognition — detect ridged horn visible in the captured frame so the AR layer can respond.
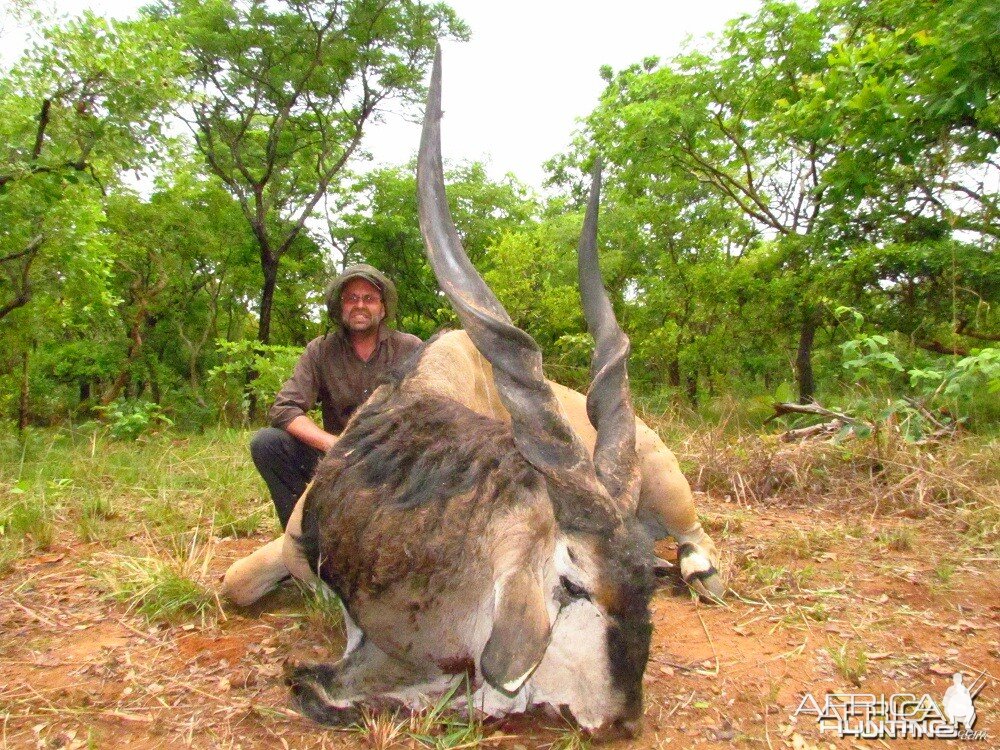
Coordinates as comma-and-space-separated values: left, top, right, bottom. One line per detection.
577, 158, 639, 508
416, 47, 620, 531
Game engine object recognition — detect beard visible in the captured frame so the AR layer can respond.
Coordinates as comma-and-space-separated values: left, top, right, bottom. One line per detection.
342, 307, 384, 335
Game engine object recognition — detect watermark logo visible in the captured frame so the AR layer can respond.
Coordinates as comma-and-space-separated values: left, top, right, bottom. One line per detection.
793, 669, 991, 741
942, 672, 977, 730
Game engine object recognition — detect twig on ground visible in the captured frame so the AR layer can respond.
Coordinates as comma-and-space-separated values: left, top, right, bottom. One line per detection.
696, 608, 720, 676
9, 599, 58, 629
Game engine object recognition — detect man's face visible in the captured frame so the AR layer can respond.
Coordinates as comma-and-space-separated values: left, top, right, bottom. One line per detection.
340, 277, 385, 334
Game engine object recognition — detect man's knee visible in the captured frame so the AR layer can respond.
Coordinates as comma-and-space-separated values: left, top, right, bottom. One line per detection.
250, 427, 293, 467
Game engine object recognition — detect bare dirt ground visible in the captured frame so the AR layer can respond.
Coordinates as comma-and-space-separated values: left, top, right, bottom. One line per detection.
3, 479, 997, 750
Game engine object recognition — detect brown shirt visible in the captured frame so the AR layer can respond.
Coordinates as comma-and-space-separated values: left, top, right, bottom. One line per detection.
269, 325, 422, 435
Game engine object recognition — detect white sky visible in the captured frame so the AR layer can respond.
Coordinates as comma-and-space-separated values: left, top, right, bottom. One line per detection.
2, 0, 761, 191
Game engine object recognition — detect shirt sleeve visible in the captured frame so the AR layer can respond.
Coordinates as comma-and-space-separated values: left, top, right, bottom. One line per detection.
395, 331, 423, 359
269, 339, 322, 429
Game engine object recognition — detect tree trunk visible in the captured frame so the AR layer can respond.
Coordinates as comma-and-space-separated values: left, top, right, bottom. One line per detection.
248, 258, 280, 422
18, 349, 30, 431
146, 355, 162, 404
188, 353, 208, 408
0, 235, 43, 323
685, 369, 698, 406
796, 312, 819, 404
257, 258, 279, 346
669, 358, 681, 388
102, 303, 152, 404
917, 339, 970, 357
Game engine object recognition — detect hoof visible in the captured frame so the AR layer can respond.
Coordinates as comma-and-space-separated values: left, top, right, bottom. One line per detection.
678, 543, 725, 603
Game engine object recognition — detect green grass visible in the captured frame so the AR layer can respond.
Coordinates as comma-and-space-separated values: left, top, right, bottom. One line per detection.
932, 558, 957, 587
0, 539, 21, 575
829, 642, 868, 687
405, 679, 484, 750
76, 495, 115, 543
213, 499, 267, 538
699, 508, 749, 538
298, 581, 346, 647
774, 528, 841, 559
92, 532, 220, 624
0, 426, 264, 574
549, 728, 592, 750
1, 495, 54, 549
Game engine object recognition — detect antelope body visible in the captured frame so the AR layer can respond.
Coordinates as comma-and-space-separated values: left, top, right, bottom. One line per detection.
224, 51, 723, 740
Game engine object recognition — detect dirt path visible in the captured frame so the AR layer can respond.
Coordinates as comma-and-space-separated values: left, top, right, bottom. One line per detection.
2, 493, 997, 749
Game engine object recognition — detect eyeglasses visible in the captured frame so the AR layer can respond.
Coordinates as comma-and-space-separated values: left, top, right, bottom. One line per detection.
342, 293, 382, 306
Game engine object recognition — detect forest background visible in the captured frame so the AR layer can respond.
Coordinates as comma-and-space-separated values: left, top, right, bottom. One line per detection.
1, 0, 997, 440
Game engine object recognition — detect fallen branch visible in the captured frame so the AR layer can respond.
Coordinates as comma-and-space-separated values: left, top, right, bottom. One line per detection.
780, 418, 846, 443
902, 396, 951, 432
916, 339, 971, 357
10, 599, 59, 629
770, 401, 862, 425
955, 320, 1000, 343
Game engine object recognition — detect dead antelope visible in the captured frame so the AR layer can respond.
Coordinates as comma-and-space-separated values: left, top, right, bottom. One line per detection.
224, 50, 723, 739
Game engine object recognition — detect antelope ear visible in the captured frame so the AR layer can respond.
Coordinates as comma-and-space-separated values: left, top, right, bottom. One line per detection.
480, 567, 551, 696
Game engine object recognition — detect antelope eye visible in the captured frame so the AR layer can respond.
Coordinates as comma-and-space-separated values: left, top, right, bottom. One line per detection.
560, 576, 590, 600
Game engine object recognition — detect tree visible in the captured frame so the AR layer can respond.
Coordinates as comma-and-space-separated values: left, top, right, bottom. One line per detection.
583, 2, 844, 402
0, 12, 185, 427
574, 0, 998, 403
803, 0, 999, 355
157, 0, 468, 345
0, 12, 184, 323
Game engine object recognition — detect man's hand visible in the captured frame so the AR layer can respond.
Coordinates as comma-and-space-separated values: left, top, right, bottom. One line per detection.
285, 415, 338, 452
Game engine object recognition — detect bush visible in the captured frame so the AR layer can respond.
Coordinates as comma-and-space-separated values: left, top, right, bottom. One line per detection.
95, 398, 175, 440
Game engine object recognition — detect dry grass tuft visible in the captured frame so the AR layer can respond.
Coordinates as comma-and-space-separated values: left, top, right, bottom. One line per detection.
91, 527, 222, 624
645, 410, 999, 547
356, 706, 406, 749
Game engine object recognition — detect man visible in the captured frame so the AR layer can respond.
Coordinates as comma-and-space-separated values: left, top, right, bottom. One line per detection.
250, 264, 422, 529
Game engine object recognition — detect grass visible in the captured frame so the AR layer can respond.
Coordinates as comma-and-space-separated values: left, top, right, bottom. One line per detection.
932, 558, 957, 587
406, 688, 484, 750
875, 526, 915, 552
0, 539, 20, 574
76, 495, 115, 543
700, 508, 750, 537
346, 678, 487, 750
355, 706, 407, 750
213, 499, 267, 538
297, 580, 345, 648
796, 601, 831, 623
774, 527, 841, 560
92, 528, 221, 623
1, 421, 997, 748
747, 562, 788, 590
548, 728, 592, 750
0, 426, 263, 625
829, 642, 868, 687
1, 495, 55, 550
0, 425, 261, 574
644, 409, 1000, 533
